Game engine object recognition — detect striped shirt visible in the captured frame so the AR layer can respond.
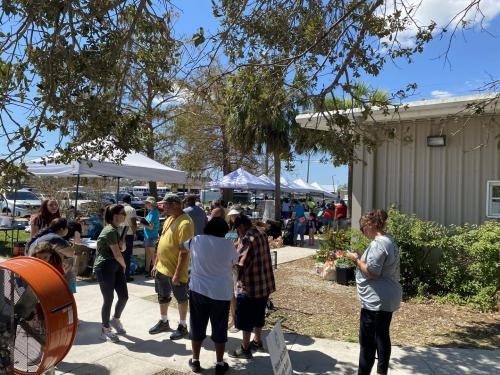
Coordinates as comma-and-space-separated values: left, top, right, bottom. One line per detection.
237, 227, 276, 298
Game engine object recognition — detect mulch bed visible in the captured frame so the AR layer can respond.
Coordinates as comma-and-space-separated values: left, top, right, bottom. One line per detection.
265, 257, 500, 349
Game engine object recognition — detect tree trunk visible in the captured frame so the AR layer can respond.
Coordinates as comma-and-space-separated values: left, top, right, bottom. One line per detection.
145, 121, 158, 199
347, 159, 353, 218
273, 149, 281, 221
264, 147, 270, 175
221, 124, 233, 203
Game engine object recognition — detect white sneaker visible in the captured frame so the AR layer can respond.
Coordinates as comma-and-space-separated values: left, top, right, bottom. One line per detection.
101, 326, 119, 343
110, 317, 126, 335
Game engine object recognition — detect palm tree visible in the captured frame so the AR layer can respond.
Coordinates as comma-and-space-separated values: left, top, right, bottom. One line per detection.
225, 67, 298, 220
296, 82, 390, 214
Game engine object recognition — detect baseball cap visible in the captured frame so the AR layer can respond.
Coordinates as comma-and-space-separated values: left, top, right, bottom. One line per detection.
159, 193, 182, 204
228, 208, 240, 216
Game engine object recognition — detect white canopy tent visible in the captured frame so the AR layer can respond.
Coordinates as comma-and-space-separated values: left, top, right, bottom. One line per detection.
258, 174, 295, 193
26, 151, 187, 215
280, 176, 309, 194
209, 168, 274, 190
293, 179, 325, 195
26, 152, 186, 183
310, 182, 336, 198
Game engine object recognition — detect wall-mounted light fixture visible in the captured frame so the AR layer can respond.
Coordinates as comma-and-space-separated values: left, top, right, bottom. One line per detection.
427, 135, 446, 147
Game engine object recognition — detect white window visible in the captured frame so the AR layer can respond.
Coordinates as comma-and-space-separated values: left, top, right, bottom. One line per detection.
486, 181, 500, 218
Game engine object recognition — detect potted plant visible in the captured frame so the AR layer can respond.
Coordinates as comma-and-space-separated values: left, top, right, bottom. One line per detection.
335, 250, 356, 285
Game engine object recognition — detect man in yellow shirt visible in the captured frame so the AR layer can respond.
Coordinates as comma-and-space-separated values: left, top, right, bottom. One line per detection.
149, 194, 194, 340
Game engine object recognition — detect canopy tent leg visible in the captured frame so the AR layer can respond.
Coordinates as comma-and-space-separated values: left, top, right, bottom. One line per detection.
12, 183, 18, 218
74, 174, 81, 218
116, 177, 121, 203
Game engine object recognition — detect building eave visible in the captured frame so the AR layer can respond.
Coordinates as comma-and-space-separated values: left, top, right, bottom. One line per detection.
296, 93, 499, 130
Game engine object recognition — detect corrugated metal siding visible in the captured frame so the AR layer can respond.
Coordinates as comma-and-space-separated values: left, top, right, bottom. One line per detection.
354, 115, 500, 225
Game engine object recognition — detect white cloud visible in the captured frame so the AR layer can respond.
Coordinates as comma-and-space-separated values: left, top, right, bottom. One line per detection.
431, 90, 453, 98
384, 0, 500, 46
151, 84, 192, 107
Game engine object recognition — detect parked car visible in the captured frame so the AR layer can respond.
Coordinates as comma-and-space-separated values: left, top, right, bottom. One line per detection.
0, 189, 42, 217
100, 192, 145, 211
57, 191, 98, 213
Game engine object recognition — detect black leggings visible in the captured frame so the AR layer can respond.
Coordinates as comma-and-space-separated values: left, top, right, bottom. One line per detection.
358, 308, 393, 375
95, 259, 129, 327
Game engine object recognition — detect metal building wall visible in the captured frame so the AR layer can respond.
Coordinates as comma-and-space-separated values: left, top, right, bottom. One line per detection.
352, 115, 500, 226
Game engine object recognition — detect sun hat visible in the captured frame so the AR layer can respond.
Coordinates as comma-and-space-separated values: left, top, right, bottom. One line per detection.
144, 196, 157, 207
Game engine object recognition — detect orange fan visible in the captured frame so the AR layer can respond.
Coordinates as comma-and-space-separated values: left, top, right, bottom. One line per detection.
0, 256, 78, 374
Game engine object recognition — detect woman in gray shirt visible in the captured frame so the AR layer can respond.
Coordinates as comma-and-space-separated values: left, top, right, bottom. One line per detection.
346, 209, 402, 375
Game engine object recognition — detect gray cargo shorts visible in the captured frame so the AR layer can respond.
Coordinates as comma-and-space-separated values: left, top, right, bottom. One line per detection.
155, 271, 189, 304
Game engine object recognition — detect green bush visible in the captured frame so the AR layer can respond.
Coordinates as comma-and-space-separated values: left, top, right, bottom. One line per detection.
386, 207, 500, 312
437, 221, 500, 312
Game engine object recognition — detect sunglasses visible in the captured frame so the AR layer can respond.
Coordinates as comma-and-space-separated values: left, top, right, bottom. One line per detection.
119, 211, 126, 216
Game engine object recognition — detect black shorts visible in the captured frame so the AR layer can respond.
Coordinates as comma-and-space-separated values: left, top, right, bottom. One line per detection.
235, 294, 268, 332
154, 271, 189, 304
189, 290, 230, 343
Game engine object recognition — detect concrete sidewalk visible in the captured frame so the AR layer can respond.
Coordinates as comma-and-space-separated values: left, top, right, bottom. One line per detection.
53, 245, 499, 375
274, 245, 317, 265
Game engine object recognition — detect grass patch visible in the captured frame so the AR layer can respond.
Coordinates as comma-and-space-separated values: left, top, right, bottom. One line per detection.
0, 229, 30, 259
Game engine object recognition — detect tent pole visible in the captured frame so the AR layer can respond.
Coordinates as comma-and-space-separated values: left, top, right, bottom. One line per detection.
12, 181, 18, 218
116, 177, 121, 202
74, 174, 80, 218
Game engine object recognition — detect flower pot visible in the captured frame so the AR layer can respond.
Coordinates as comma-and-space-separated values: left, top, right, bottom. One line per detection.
336, 264, 355, 285
12, 241, 26, 257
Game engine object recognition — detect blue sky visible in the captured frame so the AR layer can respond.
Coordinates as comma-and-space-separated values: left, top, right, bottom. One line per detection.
169, 0, 500, 188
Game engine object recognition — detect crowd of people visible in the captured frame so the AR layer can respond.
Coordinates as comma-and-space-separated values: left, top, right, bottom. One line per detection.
280, 196, 348, 246
24, 192, 400, 375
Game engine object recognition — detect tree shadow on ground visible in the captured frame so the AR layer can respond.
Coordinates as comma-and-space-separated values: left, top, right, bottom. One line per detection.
56, 362, 110, 374
392, 345, 500, 375
117, 335, 192, 358
426, 320, 500, 349
196, 334, 338, 374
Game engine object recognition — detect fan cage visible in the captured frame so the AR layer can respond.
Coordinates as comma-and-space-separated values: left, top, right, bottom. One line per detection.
0, 257, 77, 375
0, 268, 46, 374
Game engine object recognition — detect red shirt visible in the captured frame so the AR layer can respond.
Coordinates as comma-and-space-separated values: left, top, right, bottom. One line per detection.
323, 208, 334, 219
335, 204, 347, 219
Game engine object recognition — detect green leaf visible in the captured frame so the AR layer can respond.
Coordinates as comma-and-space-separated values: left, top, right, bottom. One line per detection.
192, 27, 205, 47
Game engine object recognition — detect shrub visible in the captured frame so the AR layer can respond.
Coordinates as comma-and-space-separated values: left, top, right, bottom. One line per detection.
386, 207, 449, 296
436, 221, 500, 312
386, 207, 499, 311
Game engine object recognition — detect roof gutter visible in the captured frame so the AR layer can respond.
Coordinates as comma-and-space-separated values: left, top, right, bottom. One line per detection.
296, 93, 499, 130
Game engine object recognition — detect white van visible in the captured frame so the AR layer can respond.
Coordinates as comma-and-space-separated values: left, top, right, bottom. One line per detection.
132, 186, 150, 198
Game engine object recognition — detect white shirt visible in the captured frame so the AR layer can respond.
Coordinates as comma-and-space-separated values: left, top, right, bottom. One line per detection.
184, 235, 239, 301
122, 203, 137, 236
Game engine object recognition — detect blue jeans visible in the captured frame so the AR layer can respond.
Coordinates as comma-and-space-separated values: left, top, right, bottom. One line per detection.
294, 219, 305, 244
